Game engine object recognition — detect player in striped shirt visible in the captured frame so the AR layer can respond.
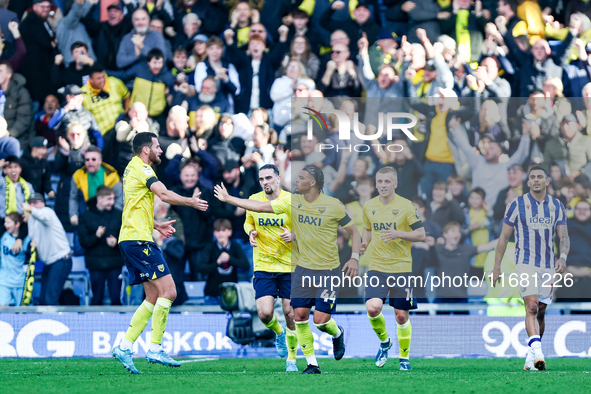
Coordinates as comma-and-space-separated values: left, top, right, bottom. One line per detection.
493, 166, 569, 371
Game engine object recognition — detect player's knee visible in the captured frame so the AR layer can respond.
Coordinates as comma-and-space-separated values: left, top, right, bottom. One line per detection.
162, 288, 177, 302
257, 309, 273, 323
366, 301, 382, 317
395, 311, 408, 325
525, 301, 538, 315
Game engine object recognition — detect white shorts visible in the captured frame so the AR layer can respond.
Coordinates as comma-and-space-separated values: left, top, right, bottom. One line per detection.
514, 264, 554, 305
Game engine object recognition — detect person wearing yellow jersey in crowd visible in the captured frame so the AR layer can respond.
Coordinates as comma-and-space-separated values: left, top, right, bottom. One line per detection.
360, 166, 426, 371
244, 164, 299, 372
112, 132, 208, 374
465, 187, 494, 277
215, 164, 360, 375
407, 86, 477, 201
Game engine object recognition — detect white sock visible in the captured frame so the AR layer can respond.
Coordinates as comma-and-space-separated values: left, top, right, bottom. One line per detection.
305, 355, 318, 366
150, 343, 162, 353
333, 327, 342, 339
528, 335, 542, 349
120, 339, 133, 351
381, 337, 390, 345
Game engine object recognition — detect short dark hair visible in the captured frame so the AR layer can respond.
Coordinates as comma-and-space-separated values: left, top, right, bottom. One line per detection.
259, 164, 279, 176
133, 132, 158, 155
147, 48, 165, 62
356, 175, 374, 188
503, 0, 518, 13
303, 164, 324, 192
411, 196, 426, 209
85, 145, 102, 157
96, 185, 114, 197
173, 47, 188, 56
6, 212, 23, 225
528, 165, 548, 178
443, 220, 461, 234
470, 187, 486, 200
4, 155, 20, 167
292, 9, 309, 19
207, 36, 224, 48
70, 41, 88, 53
213, 218, 232, 231
530, 88, 545, 97
89, 64, 105, 78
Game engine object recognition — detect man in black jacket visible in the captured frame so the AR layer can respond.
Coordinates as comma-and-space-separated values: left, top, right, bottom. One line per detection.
196, 219, 249, 303
493, 164, 529, 221
20, 136, 54, 199
171, 161, 212, 281
0, 63, 33, 147
78, 185, 124, 305
82, 1, 135, 71
19, 0, 56, 104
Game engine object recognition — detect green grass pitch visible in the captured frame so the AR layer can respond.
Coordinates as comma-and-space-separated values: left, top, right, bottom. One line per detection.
2, 358, 589, 394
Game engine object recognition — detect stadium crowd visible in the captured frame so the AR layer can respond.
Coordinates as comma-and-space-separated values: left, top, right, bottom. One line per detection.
1, 0, 591, 307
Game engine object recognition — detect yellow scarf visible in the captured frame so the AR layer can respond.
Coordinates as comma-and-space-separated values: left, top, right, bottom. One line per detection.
5, 176, 31, 214
86, 74, 111, 95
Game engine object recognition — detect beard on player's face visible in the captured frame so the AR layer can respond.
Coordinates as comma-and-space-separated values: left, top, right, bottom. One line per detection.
149, 149, 161, 165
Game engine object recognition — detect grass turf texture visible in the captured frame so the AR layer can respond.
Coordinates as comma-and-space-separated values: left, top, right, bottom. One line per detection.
2, 358, 589, 394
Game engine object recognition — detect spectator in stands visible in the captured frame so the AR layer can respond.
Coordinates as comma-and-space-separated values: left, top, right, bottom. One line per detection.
515, 89, 559, 161
51, 42, 96, 89
194, 36, 240, 112
157, 106, 190, 184
449, 117, 531, 207
493, 163, 529, 220
69, 146, 122, 226
20, 136, 54, 200
195, 218, 249, 304
556, 198, 591, 302
0, 212, 31, 306
0, 116, 19, 159
279, 31, 320, 80
78, 185, 123, 306
207, 116, 246, 169
141, 0, 173, 28
383, 138, 423, 200
563, 41, 591, 98
110, 48, 174, 125
50, 85, 102, 148
0, 156, 35, 221
433, 220, 497, 303
188, 76, 232, 120
427, 181, 465, 227
405, 0, 449, 44
173, 0, 226, 37
189, 34, 208, 66
225, 1, 260, 50
188, 104, 217, 139
543, 114, 591, 177
320, 0, 381, 58
20, 0, 56, 105
114, 102, 159, 175
0, 21, 26, 72
242, 123, 275, 170
23, 193, 72, 306
81, 66, 130, 154
147, 17, 173, 65
82, 1, 135, 71
224, 25, 290, 114
0, 63, 34, 148
174, 12, 201, 50
117, 9, 169, 69
465, 187, 493, 276
170, 160, 212, 281
412, 196, 443, 244
467, 100, 505, 149
56, 0, 96, 68
34, 95, 59, 150
0, 1, 19, 60
448, 173, 468, 213
271, 60, 312, 131
319, 43, 363, 98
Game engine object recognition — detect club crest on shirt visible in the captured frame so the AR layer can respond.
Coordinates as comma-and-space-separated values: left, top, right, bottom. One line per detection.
298, 203, 302, 209
392, 209, 399, 216
318, 207, 326, 214
158, 264, 165, 272
372, 210, 376, 215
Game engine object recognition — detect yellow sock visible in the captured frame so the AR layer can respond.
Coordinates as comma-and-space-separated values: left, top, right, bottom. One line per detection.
397, 320, 412, 359
286, 327, 298, 361
368, 312, 389, 342
263, 314, 283, 335
151, 297, 172, 345
314, 318, 340, 338
123, 300, 154, 343
294, 320, 315, 358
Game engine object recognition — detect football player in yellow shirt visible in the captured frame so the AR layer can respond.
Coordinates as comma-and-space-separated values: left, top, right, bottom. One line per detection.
361, 166, 425, 371
215, 164, 360, 375
112, 132, 208, 374
244, 164, 299, 371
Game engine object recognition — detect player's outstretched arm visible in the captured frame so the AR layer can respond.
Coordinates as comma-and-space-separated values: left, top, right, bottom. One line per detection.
150, 181, 208, 211
555, 224, 569, 274
360, 228, 372, 255
342, 224, 360, 278
492, 223, 514, 286
477, 238, 499, 254
214, 183, 274, 213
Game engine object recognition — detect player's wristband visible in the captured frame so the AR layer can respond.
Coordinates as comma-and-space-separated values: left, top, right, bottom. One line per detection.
351, 252, 360, 261
560, 254, 567, 261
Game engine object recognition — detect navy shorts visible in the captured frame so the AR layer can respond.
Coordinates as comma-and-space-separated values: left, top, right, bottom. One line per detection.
253, 271, 292, 300
290, 265, 340, 314
365, 271, 418, 311
119, 241, 171, 285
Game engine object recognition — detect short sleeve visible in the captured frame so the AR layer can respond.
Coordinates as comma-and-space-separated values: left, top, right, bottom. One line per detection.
406, 201, 423, 230
556, 200, 567, 226
271, 194, 290, 215
335, 200, 352, 227
363, 205, 371, 231
137, 163, 158, 189
503, 199, 519, 227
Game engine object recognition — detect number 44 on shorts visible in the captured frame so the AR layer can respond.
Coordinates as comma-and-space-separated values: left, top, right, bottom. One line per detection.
320, 289, 336, 303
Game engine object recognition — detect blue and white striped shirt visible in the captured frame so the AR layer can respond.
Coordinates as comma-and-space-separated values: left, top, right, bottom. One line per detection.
503, 193, 567, 269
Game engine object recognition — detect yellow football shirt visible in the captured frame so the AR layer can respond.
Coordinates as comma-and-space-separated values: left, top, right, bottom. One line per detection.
244, 189, 292, 273
363, 194, 423, 273
271, 193, 353, 270
119, 156, 158, 243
